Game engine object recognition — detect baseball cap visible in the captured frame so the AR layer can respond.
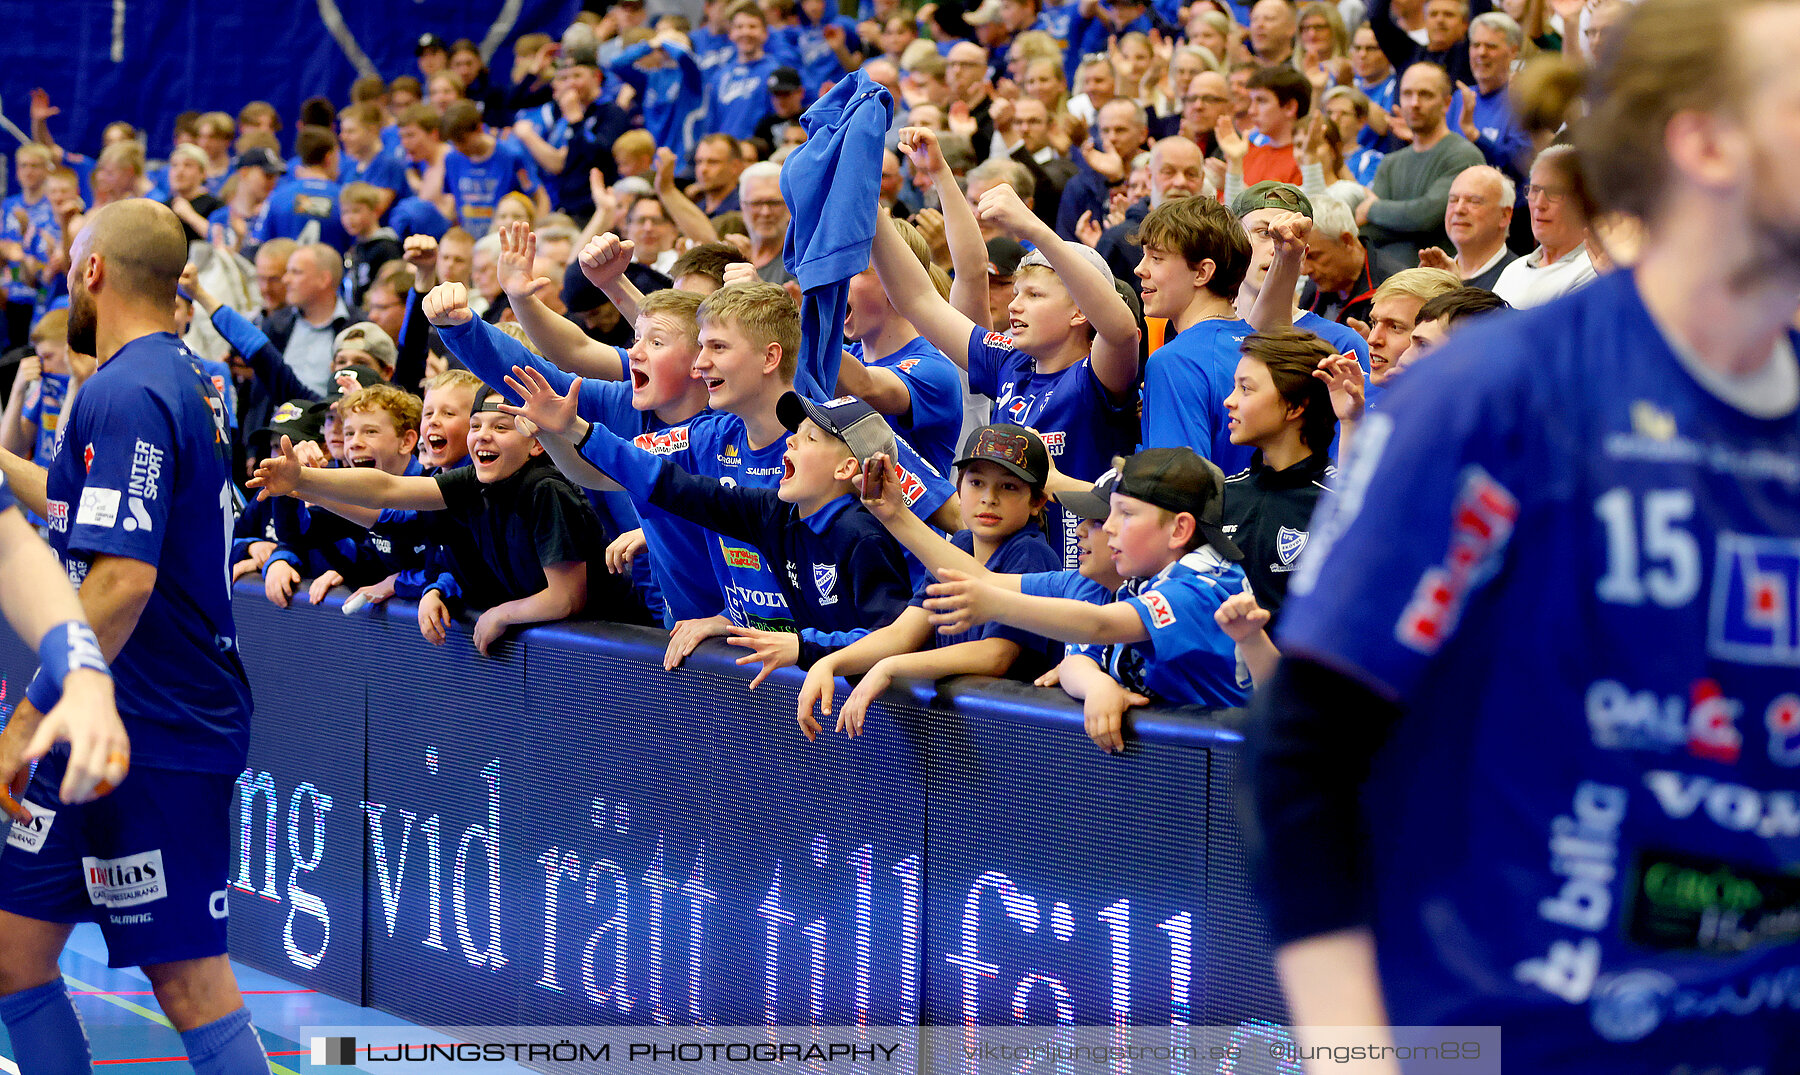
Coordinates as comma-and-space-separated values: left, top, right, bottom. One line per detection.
776, 392, 897, 464
1017, 242, 1114, 283
768, 67, 803, 94
986, 236, 1027, 277
1229, 180, 1312, 221
333, 322, 398, 371
416, 32, 448, 55
233, 147, 286, 176
954, 424, 1048, 485
1055, 465, 1118, 522
329, 365, 387, 397
1116, 448, 1243, 561
254, 398, 331, 449
964, 0, 1005, 25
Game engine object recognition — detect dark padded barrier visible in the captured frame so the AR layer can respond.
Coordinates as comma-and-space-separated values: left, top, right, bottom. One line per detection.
0, 584, 1285, 1036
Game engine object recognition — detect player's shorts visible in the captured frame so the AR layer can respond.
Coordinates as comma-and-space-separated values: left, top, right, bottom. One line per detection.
0, 753, 235, 969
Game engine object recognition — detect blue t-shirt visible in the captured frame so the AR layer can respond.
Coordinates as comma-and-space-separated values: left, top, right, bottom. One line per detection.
910, 527, 1062, 670
1278, 270, 1800, 1068
43, 333, 251, 773
706, 54, 782, 141
966, 325, 1138, 568
2, 191, 55, 303
341, 150, 408, 197
264, 176, 349, 250
792, 16, 862, 90
1298, 310, 1372, 376
21, 372, 69, 464
1140, 316, 1255, 474
0, 469, 12, 513
852, 337, 965, 476
1112, 549, 1250, 707
1021, 567, 1114, 665
444, 140, 539, 239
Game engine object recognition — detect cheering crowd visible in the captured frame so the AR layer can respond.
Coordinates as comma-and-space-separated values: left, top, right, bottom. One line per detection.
0, 0, 1614, 754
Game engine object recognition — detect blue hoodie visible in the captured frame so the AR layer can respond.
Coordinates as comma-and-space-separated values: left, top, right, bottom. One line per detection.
780, 70, 892, 400
609, 43, 708, 166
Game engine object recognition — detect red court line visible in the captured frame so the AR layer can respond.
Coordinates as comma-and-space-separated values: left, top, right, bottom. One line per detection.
93, 1052, 310, 1066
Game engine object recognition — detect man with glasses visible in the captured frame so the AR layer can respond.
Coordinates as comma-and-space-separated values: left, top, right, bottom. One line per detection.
739, 162, 795, 285
1494, 145, 1596, 308
625, 196, 681, 278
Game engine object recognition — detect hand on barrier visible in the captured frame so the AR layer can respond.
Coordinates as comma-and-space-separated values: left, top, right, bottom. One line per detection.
725, 627, 799, 690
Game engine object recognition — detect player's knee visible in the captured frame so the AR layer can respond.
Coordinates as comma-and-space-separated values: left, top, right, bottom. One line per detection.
144, 957, 241, 1031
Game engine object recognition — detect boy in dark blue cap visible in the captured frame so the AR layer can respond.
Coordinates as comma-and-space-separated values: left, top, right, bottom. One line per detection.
502, 364, 912, 682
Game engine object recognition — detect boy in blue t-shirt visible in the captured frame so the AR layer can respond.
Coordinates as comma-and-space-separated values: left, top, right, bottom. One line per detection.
263, 126, 350, 251
440, 101, 544, 239
705, 1, 784, 140
921, 447, 1253, 737
1, 143, 57, 346
873, 127, 1142, 569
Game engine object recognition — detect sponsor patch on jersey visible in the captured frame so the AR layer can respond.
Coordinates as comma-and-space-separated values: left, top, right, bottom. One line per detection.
1395, 465, 1518, 654
1039, 430, 1065, 455
45, 498, 67, 533
75, 486, 121, 529
894, 358, 920, 373
4, 801, 54, 854
1768, 694, 1800, 767
1623, 848, 1800, 955
83, 850, 168, 908
722, 545, 761, 570
1140, 589, 1178, 629
813, 563, 839, 605
983, 331, 1015, 351
891, 461, 927, 507
632, 426, 691, 456
1709, 533, 1800, 667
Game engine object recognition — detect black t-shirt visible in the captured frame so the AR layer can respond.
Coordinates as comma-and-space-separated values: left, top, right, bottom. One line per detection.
430, 457, 602, 610
169, 191, 225, 242
1220, 450, 1335, 623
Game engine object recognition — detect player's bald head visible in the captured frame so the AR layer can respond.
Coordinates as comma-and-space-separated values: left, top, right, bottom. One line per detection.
74, 198, 189, 307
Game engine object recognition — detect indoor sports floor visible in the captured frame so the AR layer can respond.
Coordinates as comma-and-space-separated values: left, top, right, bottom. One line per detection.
0, 924, 527, 1074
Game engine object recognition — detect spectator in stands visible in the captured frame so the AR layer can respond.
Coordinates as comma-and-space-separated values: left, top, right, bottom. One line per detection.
1371, 0, 1475, 85
522, 56, 630, 221
1418, 165, 1517, 290
251, 238, 297, 321
266, 243, 364, 396
265, 126, 349, 250
237, 101, 281, 145
1231, 184, 1370, 382
1057, 99, 1150, 241
448, 40, 495, 118
739, 162, 793, 285
690, 133, 746, 217
1349, 23, 1398, 120
362, 271, 410, 345
1172, 71, 1233, 157
1220, 328, 1340, 620
797, 425, 1064, 740
339, 183, 403, 307
1067, 54, 1118, 126
1300, 193, 1407, 328
416, 33, 450, 80
753, 67, 809, 147
1241, 65, 1312, 186
441, 101, 545, 239
1322, 86, 1385, 184
194, 110, 236, 191
163, 145, 224, 242
1361, 265, 1459, 386
1457, 12, 1532, 177
1494, 145, 1597, 309
794, 0, 865, 88
1295, 2, 1353, 92
1247, 0, 1299, 66
607, 29, 708, 166
1355, 62, 1484, 261
706, 1, 783, 141
624, 196, 681, 277
946, 41, 999, 148
338, 102, 406, 216
1096, 136, 1210, 285
391, 75, 424, 112
1396, 283, 1507, 373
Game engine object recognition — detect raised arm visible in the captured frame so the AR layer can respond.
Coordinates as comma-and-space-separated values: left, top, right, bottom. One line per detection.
1248, 212, 1311, 332
973, 184, 1141, 395
871, 211, 978, 369
652, 148, 721, 245
578, 232, 648, 325
493, 223, 626, 380
898, 127, 991, 328
249, 437, 448, 511
856, 453, 1023, 591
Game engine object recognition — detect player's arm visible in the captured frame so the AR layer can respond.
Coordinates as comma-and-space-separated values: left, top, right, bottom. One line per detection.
924, 568, 1149, 644
872, 210, 979, 370
0, 507, 127, 812
0, 446, 48, 516
897, 127, 992, 328
249, 438, 448, 510
857, 453, 1019, 589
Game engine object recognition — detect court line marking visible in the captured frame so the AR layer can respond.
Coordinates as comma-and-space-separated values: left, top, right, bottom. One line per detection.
60, 975, 299, 1075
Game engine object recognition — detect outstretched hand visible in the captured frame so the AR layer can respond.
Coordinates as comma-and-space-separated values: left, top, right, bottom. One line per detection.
498, 364, 582, 437
852, 451, 907, 520
497, 221, 554, 301
922, 567, 998, 635
246, 435, 306, 500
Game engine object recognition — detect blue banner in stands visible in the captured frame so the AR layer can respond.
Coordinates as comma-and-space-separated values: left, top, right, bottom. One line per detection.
0, 587, 1289, 1047
0, 0, 579, 164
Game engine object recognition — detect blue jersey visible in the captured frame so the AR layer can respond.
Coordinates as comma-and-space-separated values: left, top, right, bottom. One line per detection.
264, 176, 349, 250
43, 333, 251, 773
1021, 567, 1113, 665
610, 43, 708, 166
912, 527, 1062, 676
444, 140, 539, 239
1297, 310, 1372, 377
690, 26, 736, 73
851, 337, 964, 476
0, 470, 11, 512
792, 16, 862, 90
966, 325, 1138, 568
341, 150, 408, 197
1279, 270, 1800, 1069
22, 372, 69, 464
706, 54, 782, 141
2, 191, 55, 303
1111, 549, 1250, 707
435, 317, 723, 626
1139, 316, 1255, 474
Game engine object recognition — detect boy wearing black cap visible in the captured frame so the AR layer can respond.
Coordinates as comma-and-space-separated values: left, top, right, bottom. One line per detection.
231, 399, 328, 583
503, 366, 911, 679
250, 385, 617, 653
924, 446, 1253, 732
795, 424, 1065, 740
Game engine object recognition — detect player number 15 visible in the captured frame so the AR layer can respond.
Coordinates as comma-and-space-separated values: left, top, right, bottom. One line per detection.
1594, 487, 1700, 608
